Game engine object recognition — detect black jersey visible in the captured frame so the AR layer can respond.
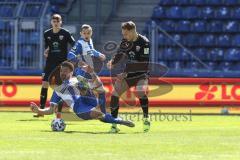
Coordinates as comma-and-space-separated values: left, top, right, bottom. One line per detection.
44, 28, 75, 64
112, 34, 150, 78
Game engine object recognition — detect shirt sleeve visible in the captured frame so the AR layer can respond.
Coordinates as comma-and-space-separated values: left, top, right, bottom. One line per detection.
44, 32, 48, 49
111, 39, 127, 65
50, 91, 62, 105
67, 41, 82, 62
67, 31, 75, 46
92, 49, 101, 57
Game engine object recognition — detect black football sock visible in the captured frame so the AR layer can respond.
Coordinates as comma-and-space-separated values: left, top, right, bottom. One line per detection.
110, 95, 119, 118
139, 95, 149, 118
40, 88, 48, 109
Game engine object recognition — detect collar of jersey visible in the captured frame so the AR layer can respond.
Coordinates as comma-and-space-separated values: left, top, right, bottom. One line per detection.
79, 37, 90, 42
63, 79, 70, 84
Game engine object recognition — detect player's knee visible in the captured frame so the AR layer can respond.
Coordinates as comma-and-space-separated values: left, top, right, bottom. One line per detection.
42, 81, 49, 88
90, 110, 104, 119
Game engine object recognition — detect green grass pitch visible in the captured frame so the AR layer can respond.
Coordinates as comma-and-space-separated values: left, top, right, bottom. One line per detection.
0, 111, 240, 160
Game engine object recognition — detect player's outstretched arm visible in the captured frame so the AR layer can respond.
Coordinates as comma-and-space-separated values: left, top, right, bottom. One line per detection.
92, 49, 106, 61
30, 102, 56, 115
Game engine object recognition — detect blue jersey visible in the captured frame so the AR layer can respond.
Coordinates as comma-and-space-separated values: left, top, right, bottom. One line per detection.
50, 77, 98, 113
67, 37, 101, 68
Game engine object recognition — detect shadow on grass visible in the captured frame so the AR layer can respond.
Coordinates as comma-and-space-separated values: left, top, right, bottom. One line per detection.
17, 119, 49, 122
40, 130, 143, 134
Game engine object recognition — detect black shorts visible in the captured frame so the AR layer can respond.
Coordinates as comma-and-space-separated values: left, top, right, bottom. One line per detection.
42, 63, 59, 82
125, 74, 149, 87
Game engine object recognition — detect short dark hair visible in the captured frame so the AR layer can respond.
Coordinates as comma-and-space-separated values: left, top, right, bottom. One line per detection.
51, 14, 62, 21
61, 61, 74, 72
121, 21, 136, 30
81, 24, 92, 31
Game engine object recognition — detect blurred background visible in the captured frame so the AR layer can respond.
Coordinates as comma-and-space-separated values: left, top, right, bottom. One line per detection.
1, 0, 240, 77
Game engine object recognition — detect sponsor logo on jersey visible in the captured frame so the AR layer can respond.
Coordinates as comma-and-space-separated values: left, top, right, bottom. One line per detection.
59, 35, 64, 40
144, 48, 149, 54
136, 46, 141, 52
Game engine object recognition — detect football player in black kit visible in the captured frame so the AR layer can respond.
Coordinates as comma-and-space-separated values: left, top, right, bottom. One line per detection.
34, 14, 75, 117
107, 21, 150, 133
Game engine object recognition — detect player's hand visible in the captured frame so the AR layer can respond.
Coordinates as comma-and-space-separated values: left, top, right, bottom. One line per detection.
30, 102, 39, 113
82, 64, 94, 73
78, 61, 87, 67
99, 53, 106, 61
107, 60, 113, 69
44, 47, 49, 58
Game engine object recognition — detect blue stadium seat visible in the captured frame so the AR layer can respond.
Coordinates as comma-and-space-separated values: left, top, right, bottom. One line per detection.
224, 21, 239, 32
0, 5, 14, 17
184, 34, 199, 47
194, 48, 209, 61
162, 48, 177, 60
218, 62, 232, 71
158, 0, 176, 5
177, 0, 191, 5
216, 7, 230, 19
200, 34, 215, 46
217, 35, 231, 47
169, 61, 184, 70
232, 35, 240, 47
166, 7, 182, 19
186, 61, 200, 70
178, 21, 191, 32
50, 5, 59, 13
0, 20, 4, 30
208, 0, 223, 5
20, 45, 34, 59
207, 62, 218, 70
208, 21, 223, 32
50, 0, 66, 5
224, 0, 238, 5
193, 0, 207, 5
0, 32, 3, 43
182, 7, 199, 19
4, 46, 14, 58
18, 32, 28, 44
152, 7, 165, 19
158, 49, 164, 60
209, 48, 224, 61
23, 4, 42, 17
177, 49, 191, 61
158, 34, 171, 46
233, 8, 240, 19
201, 7, 215, 19
0, 59, 10, 67
159, 20, 175, 32
29, 32, 39, 44
4, 21, 14, 30
172, 34, 182, 44
224, 49, 240, 61
231, 62, 240, 70
193, 21, 206, 32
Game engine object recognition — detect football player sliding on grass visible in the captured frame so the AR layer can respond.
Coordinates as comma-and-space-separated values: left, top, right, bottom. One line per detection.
30, 61, 135, 128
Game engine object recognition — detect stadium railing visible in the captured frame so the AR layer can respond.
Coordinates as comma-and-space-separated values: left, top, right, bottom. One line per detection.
0, 1, 49, 74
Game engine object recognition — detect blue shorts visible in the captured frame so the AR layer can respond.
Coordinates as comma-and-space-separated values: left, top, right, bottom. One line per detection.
73, 96, 98, 120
